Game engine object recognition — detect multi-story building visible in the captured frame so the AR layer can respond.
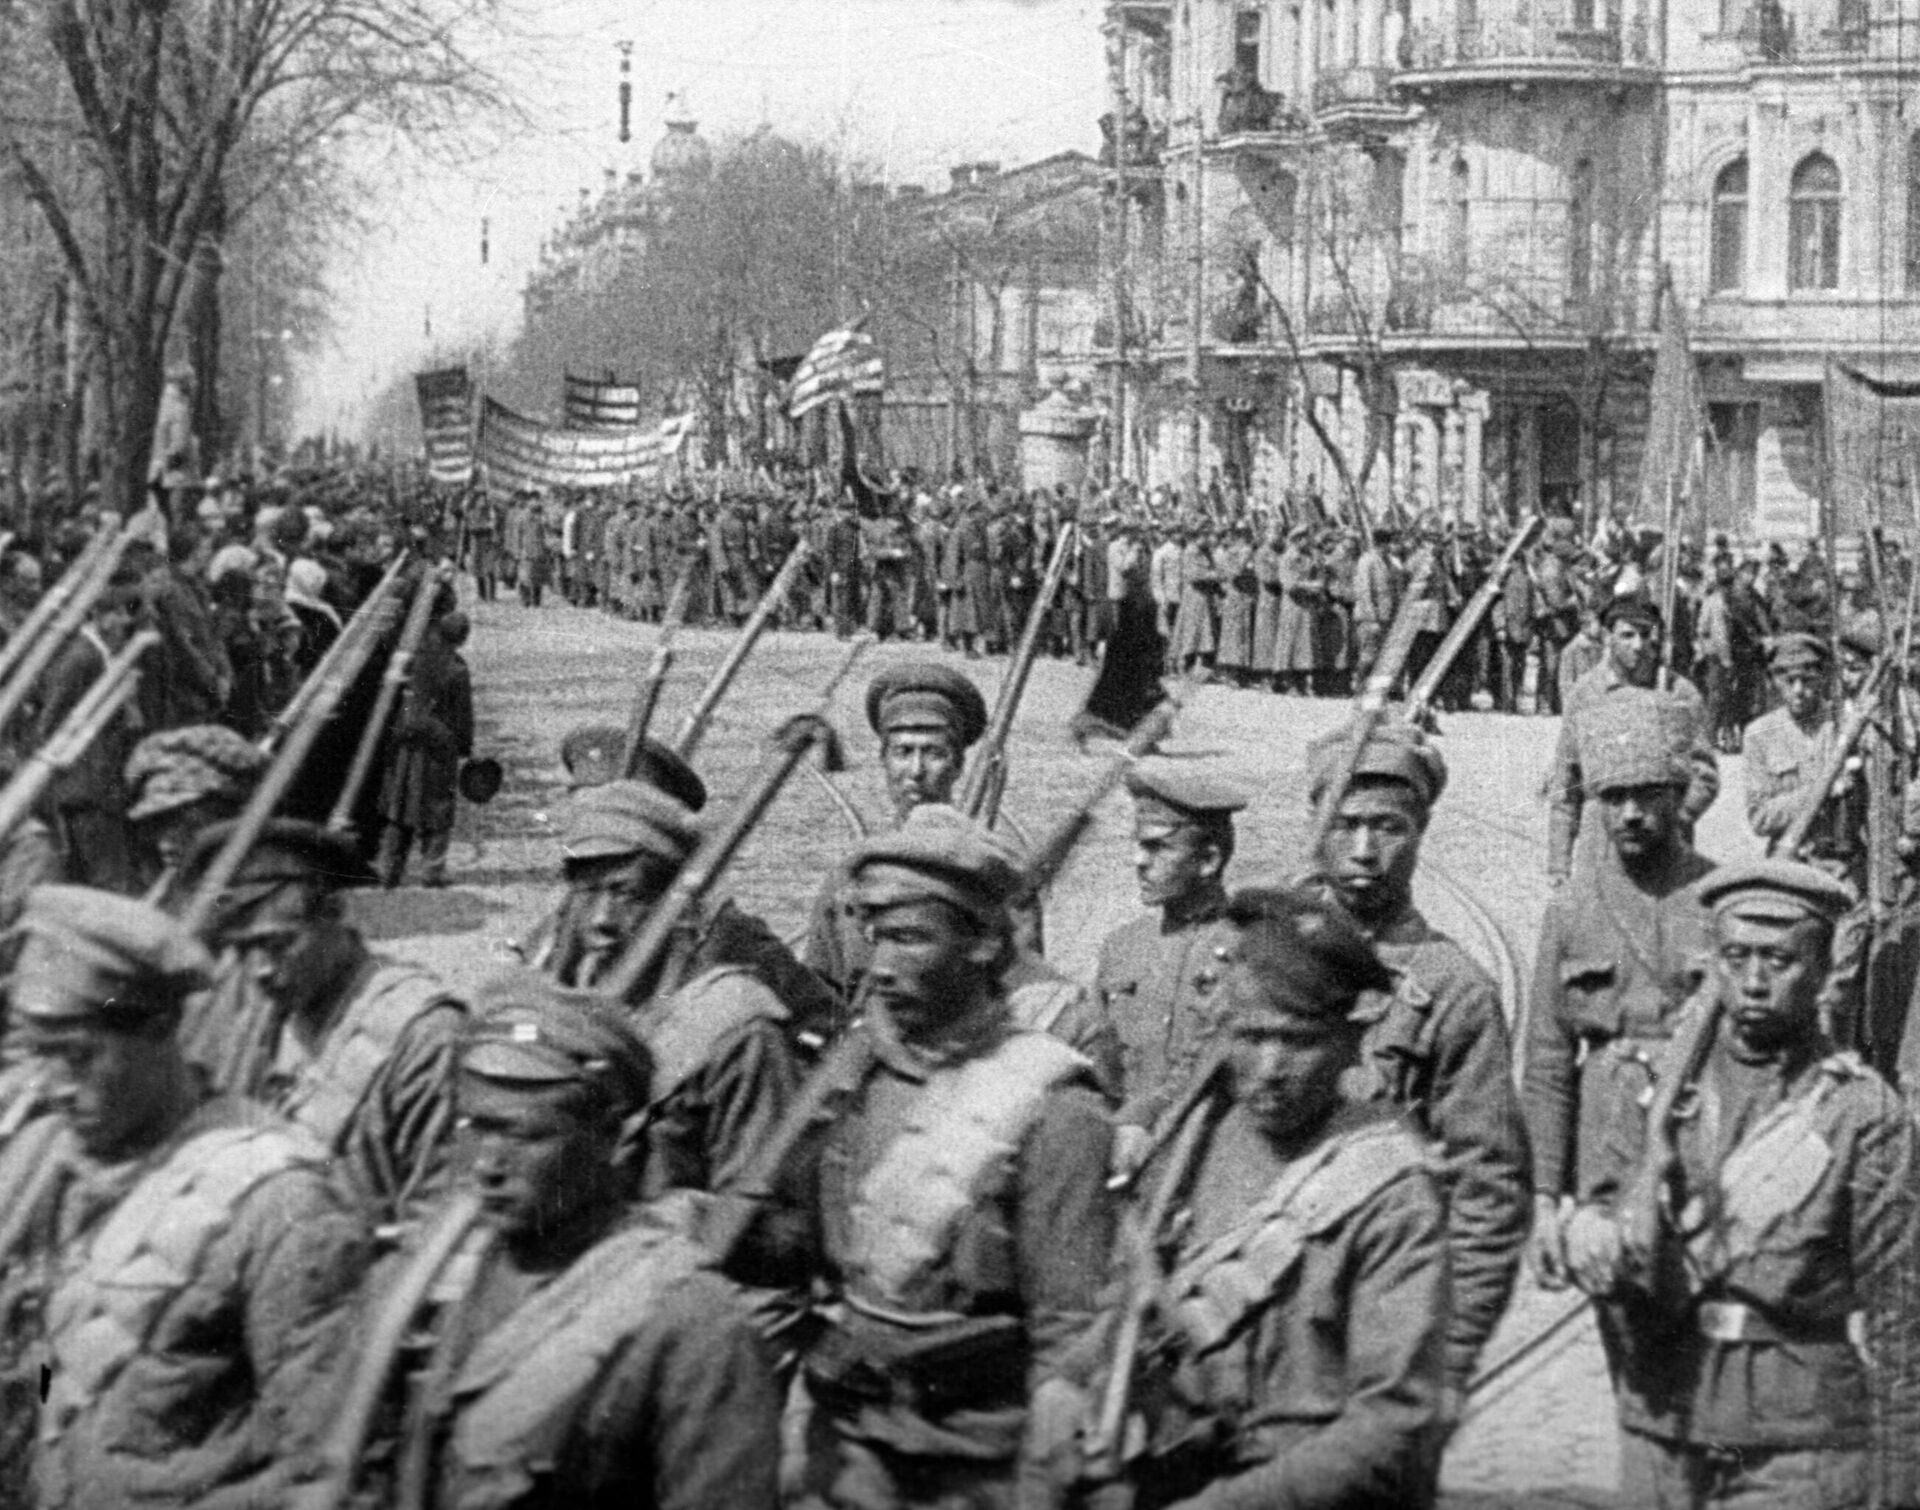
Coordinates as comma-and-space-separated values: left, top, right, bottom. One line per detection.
1102, 0, 1920, 536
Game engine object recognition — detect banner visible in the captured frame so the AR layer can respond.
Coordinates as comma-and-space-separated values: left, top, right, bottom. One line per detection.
1825, 360, 1920, 537
414, 367, 473, 485
477, 397, 694, 491
564, 373, 643, 429
1632, 274, 1702, 534
788, 325, 884, 419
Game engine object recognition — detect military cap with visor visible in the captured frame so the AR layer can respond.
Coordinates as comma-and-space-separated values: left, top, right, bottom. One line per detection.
1601, 590, 1662, 631
850, 802, 1024, 927
12, 884, 215, 1029
1768, 632, 1830, 674
1305, 718, 1447, 809
463, 967, 654, 1113
180, 819, 378, 937
1697, 859, 1855, 927
560, 779, 699, 869
1225, 885, 1395, 1025
1125, 756, 1252, 837
865, 663, 990, 749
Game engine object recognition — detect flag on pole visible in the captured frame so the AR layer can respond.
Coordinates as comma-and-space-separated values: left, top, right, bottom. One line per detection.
414, 367, 474, 485
787, 325, 884, 419
1824, 360, 1920, 538
564, 373, 644, 429
1634, 268, 1704, 534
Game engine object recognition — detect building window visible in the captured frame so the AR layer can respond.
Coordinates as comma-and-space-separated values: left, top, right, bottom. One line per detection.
1235, 6, 1262, 76
1448, 156, 1471, 280
1569, 157, 1594, 302
1709, 157, 1747, 293
1788, 153, 1841, 291
1372, 151, 1405, 254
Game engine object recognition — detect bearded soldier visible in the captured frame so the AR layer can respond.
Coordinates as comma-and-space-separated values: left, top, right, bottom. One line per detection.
766, 805, 1116, 1510
1302, 718, 1530, 1404
341, 971, 784, 1510
1106, 886, 1448, 1510
177, 820, 467, 1225
1563, 860, 1920, 1509
803, 663, 990, 1003
1093, 759, 1249, 1139
0, 886, 367, 1509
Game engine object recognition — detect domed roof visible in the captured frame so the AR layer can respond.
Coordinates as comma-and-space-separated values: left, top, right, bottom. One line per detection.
651, 118, 711, 187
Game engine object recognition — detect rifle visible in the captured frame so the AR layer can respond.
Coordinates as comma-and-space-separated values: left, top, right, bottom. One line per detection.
622, 567, 695, 774
260, 552, 412, 757
1615, 978, 1720, 1274
287, 1192, 490, 1510
0, 524, 114, 698
602, 636, 872, 1004
326, 564, 451, 834
0, 520, 139, 741
0, 629, 157, 844
1405, 515, 1543, 724
176, 572, 411, 936
1779, 651, 1895, 860
671, 539, 812, 761
959, 521, 1078, 825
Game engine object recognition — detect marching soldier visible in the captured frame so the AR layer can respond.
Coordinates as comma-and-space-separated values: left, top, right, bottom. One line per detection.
766, 805, 1115, 1510
1743, 633, 1845, 858
1093, 758, 1248, 1139
1524, 688, 1717, 1285
1302, 718, 1530, 1401
0, 886, 367, 1509
123, 723, 268, 891
1563, 860, 1920, 1508
1546, 590, 1718, 884
802, 663, 990, 1002
177, 819, 468, 1225
342, 971, 784, 1509
1102, 885, 1448, 1510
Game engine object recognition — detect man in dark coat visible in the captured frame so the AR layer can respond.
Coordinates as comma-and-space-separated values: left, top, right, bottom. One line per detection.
374, 608, 475, 888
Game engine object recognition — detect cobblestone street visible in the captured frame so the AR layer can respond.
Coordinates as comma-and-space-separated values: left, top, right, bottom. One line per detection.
353, 597, 1768, 1507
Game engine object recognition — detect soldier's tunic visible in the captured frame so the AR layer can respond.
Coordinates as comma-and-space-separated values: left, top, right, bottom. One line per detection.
1128, 1099, 1447, 1510
0, 1098, 366, 1510
1004, 949, 1124, 1097
1349, 902, 1530, 1389
1093, 887, 1239, 1129
790, 1010, 1114, 1501
1546, 660, 1719, 881
1588, 1021, 1920, 1506
1742, 705, 1845, 857
1523, 848, 1716, 1201
187, 947, 465, 1224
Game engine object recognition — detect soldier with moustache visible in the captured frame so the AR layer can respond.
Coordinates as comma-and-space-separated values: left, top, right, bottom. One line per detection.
1301, 718, 1531, 1405
1562, 861, 1920, 1510
1524, 688, 1718, 1288
1093, 759, 1248, 1143
759, 806, 1116, 1510
339, 971, 784, 1510
0, 886, 367, 1510
174, 820, 467, 1226
1101, 886, 1449, 1510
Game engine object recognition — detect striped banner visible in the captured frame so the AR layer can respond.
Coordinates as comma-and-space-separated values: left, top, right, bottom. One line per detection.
477, 397, 694, 491
414, 367, 474, 485
787, 326, 884, 419
563, 373, 644, 429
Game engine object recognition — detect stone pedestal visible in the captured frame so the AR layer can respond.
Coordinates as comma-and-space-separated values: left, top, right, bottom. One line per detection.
1019, 387, 1101, 493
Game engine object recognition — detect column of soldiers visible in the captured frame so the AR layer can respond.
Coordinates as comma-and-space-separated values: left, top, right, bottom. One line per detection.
1, 469, 1919, 1510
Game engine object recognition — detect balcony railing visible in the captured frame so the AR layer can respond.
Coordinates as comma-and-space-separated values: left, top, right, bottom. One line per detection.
1401, 14, 1657, 75
1313, 65, 1402, 112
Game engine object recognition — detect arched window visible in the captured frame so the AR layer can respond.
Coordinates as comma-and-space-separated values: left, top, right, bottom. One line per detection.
1569, 157, 1595, 302
1448, 156, 1471, 279
1709, 157, 1747, 293
1788, 153, 1841, 291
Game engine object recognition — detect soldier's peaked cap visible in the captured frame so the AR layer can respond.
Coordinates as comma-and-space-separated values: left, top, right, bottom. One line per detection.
1768, 632, 1830, 672
561, 779, 698, 868
865, 663, 989, 749
1698, 859, 1854, 927
1126, 756, 1252, 832
1305, 718, 1447, 808
464, 966, 653, 1112
125, 724, 269, 823
1602, 590, 1662, 631
1226, 885, 1394, 1023
558, 723, 707, 811
12, 884, 215, 1028
851, 803, 1024, 925
183, 818, 378, 904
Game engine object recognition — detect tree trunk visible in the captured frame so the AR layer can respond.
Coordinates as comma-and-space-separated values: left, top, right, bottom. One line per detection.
182, 182, 227, 464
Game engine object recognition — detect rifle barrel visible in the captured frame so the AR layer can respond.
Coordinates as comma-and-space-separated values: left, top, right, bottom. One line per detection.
261, 552, 411, 756
672, 541, 811, 760
0, 629, 157, 843
0, 521, 139, 741
326, 566, 448, 833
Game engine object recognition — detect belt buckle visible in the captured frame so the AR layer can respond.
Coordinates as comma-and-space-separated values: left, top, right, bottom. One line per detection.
1697, 1301, 1748, 1342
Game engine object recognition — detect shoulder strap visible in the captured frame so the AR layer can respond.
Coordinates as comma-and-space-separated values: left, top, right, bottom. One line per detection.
1710, 1056, 1855, 1257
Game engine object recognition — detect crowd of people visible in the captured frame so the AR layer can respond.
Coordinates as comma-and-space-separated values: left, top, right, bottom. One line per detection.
0, 460, 1914, 1510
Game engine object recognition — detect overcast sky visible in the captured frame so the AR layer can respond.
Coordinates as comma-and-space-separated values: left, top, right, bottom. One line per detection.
300, 0, 1106, 435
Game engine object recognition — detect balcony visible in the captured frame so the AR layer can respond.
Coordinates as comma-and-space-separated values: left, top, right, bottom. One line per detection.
1313, 65, 1417, 129
1398, 12, 1659, 88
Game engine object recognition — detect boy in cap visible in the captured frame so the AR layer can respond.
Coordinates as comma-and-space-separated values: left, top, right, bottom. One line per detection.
1743, 632, 1845, 856
1303, 718, 1529, 1404
803, 662, 990, 1003
1093, 756, 1250, 1136
1563, 860, 1920, 1510
1524, 687, 1717, 1286
1545, 591, 1718, 885
335, 970, 783, 1510
1109, 886, 1447, 1510
770, 804, 1115, 1510
0, 885, 367, 1510
178, 819, 467, 1225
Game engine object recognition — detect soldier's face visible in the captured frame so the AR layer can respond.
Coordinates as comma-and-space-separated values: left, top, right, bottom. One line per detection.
1775, 667, 1825, 721
1132, 823, 1221, 908
1838, 649, 1871, 698
881, 731, 961, 820
457, 1075, 622, 1247
1596, 781, 1683, 862
1607, 621, 1656, 681
1226, 981, 1358, 1149
558, 854, 676, 988
29, 1019, 177, 1159
860, 897, 1003, 1035
1712, 912, 1827, 1052
1313, 782, 1424, 923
